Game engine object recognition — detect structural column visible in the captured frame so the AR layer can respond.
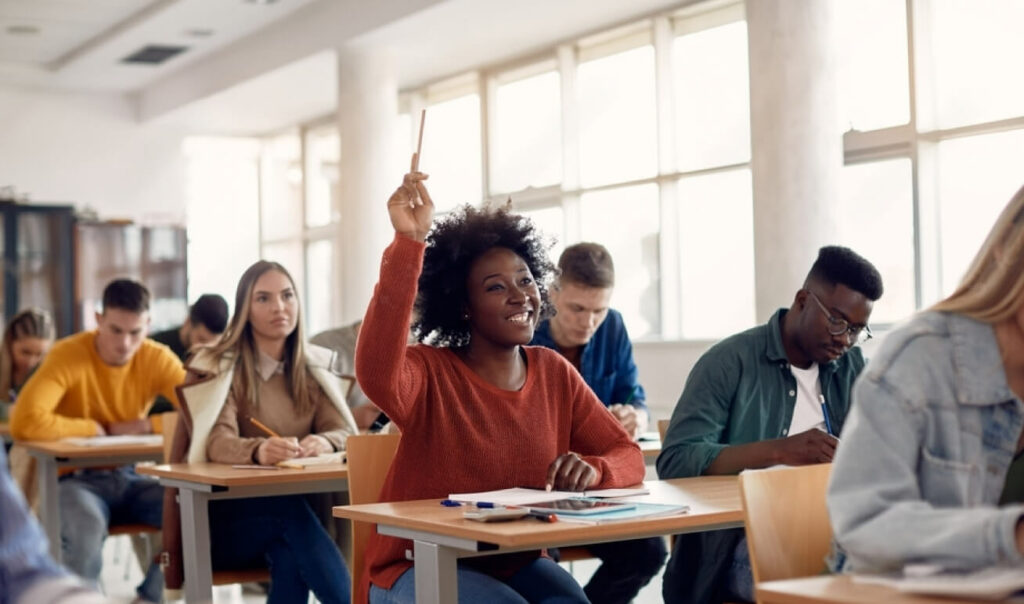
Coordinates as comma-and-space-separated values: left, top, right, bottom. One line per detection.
746, 0, 841, 321
335, 46, 400, 324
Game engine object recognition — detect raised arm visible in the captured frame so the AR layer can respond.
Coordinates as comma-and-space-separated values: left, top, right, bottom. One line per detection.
356, 170, 435, 428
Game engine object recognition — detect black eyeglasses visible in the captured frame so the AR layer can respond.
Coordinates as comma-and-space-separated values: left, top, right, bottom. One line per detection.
807, 290, 872, 345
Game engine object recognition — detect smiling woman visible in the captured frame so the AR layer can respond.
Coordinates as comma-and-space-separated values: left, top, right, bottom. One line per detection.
356, 169, 645, 604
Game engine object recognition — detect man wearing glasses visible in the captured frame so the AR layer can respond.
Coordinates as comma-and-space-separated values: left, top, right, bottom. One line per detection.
657, 245, 883, 604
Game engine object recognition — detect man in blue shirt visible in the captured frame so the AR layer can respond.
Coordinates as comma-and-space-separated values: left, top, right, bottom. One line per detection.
0, 445, 104, 604
531, 242, 663, 604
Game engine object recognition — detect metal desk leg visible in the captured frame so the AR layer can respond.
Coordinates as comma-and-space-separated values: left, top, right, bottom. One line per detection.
179, 488, 214, 604
34, 454, 61, 561
414, 540, 459, 604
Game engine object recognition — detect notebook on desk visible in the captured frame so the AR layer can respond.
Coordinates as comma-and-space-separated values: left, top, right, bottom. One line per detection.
276, 451, 346, 469
448, 486, 650, 506
62, 434, 163, 447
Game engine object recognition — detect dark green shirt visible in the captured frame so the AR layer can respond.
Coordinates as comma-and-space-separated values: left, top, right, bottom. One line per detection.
150, 327, 187, 361
656, 308, 865, 478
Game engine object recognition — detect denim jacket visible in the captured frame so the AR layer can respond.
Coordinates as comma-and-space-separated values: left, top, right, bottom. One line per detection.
828, 311, 1024, 572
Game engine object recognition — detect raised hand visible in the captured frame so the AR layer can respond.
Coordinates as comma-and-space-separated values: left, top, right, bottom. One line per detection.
387, 163, 434, 242
774, 429, 838, 465
545, 452, 598, 492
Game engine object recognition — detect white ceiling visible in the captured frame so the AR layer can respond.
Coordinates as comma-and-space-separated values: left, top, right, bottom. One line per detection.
0, 0, 699, 134
0, 0, 319, 91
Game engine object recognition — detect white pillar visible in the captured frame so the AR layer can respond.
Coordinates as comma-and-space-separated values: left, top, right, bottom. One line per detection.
336, 47, 400, 325
746, 0, 841, 321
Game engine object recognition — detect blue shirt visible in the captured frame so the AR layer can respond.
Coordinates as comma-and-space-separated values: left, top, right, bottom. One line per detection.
531, 308, 648, 413
0, 446, 66, 604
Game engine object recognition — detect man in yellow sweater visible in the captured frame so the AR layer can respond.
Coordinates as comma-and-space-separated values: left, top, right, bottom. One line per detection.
12, 279, 185, 603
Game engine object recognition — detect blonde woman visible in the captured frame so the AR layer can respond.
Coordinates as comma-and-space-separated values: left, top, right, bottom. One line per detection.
828, 183, 1024, 572
162, 260, 356, 603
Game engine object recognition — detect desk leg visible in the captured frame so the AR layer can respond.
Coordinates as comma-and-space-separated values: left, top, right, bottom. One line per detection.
179, 489, 214, 604
34, 454, 61, 562
413, 540, 458, 604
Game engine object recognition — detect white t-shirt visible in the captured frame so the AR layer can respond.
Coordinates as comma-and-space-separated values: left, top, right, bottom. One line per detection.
789, 363, 825, 435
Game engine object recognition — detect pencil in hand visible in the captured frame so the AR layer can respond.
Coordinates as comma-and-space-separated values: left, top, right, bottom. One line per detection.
249, 416, 281, 438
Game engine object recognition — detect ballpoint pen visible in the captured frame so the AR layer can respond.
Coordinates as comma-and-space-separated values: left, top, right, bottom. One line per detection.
819, 394, 834, 436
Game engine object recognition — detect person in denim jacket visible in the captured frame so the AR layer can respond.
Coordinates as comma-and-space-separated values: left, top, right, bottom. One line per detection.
829, 183, 1024, 572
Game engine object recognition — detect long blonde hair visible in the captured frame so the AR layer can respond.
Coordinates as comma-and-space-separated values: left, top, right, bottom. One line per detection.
0, 308, 54, 398
208, 261, 313, 413
932, 183, 1024, 322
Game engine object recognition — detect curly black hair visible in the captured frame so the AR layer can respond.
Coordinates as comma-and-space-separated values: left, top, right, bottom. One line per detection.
414, 204, 557, 347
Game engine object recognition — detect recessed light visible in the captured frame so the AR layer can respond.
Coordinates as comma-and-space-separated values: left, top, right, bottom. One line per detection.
184, 28, 215, 38
6, 25, 40, 35
244, 0, 280, 5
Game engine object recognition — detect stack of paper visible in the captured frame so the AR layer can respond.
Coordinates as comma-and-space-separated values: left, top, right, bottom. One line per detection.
276, 451, 346, 469
63, 434, 163, 447
854, 566, 1024, 600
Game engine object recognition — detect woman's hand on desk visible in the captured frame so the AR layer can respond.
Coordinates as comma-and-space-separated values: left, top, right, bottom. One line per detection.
298, 434, 332, 457
546, 452, 598, 492
255, 436, 302, 465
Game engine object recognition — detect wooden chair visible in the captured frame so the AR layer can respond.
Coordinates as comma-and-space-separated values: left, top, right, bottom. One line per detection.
160, 412, 271, 588
738, 463, 833, 600
657, 418, 670, 442
346, 432, 402, 604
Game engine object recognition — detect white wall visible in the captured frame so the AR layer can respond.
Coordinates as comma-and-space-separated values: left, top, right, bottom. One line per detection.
0, 85, 188, 222
633, 340, 713, 424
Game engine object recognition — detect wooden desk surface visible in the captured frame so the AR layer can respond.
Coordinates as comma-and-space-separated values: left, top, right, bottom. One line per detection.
137, 461, 348, 487
639, 438, 660, 458
757, 574, 1024, 604
18, 439, 163, 459
333, 476, 740, 549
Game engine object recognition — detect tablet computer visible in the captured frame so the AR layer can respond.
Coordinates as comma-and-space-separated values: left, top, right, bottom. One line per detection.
525, 498, 636, 516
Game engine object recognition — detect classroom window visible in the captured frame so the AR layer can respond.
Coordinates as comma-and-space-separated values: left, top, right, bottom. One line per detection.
580, 184, 661, 339
259, 133, 303, 242
305, 239, 332, 335
304, 126, 339, 229
925, 0, 1024, 129
418, 91, 483, 212
935, 129, 1024, 298
838, 159, 915, 325
519, 205, 565, 262
491, 69, 562, 194
836, 0, 910, 131
676, 169, 755, 339
672, 17, 750, 171
577, 44, 658, 188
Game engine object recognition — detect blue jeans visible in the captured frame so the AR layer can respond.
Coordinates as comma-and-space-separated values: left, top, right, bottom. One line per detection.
58, 466, 164, 602
210, 495, 350, 604
574, 537, 666, 604
724, 536, 755, 603
369, 557, 588, 604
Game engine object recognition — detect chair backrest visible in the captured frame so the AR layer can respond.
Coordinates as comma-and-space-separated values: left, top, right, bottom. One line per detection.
346, 432, 401, 604
657, 418, 669, 442
161, 411, 179, 463
738, 463, 833, 592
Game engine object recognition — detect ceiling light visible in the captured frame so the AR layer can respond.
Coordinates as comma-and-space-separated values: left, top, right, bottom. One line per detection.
184, 28, 215, 38
6, 25, 40, 35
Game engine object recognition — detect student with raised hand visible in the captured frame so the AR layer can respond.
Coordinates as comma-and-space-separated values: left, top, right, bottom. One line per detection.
357, 170, 644, 604
10, 279, 186, 604
829, 184, 1024, 574
657, 246, 883, 603
530, 242, 665, 604
162, 260, 356, 604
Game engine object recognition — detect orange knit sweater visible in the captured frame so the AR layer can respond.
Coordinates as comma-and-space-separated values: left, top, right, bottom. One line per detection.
357, 234, 645, 591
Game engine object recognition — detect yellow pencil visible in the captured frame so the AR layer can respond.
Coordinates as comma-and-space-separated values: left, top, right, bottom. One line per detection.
249, 416, 281, 438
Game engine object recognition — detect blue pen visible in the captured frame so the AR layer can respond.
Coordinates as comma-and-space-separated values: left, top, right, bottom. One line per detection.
476, 501, 498, 508
819, 394, 834, 436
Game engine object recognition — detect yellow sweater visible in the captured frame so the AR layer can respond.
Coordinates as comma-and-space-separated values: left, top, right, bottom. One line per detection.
11, 331, 185, 440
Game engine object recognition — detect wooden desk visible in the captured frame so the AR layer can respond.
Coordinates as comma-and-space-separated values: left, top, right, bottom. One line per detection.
138, 462, 349, 603
639, 437, 660, 462
757, 574, 1024, 604
333, 476, 740, 604
18, 438, 164, 561
0, 422, 10, 444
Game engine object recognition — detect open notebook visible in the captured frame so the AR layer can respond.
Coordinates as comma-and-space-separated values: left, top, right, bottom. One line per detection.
275, 451, 346, 469
448, 486, 650, 506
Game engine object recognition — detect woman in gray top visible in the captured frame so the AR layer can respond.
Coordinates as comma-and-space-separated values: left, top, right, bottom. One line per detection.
828, 183, 1024, 572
